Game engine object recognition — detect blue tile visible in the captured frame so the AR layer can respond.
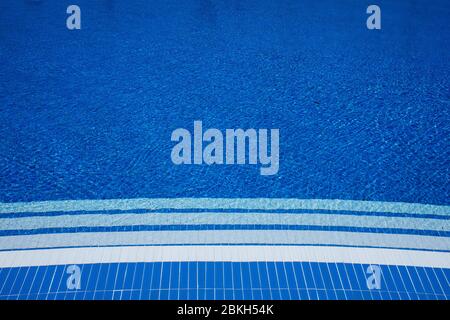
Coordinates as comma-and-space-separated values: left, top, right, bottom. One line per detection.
335, 290, 347, 300
398, 291, 410, 300
389, 266, 408, 295
141, 263, 154, 291
252, 289, 262, 300
215, 288, 225, 300
407, 267, 425, 293
352, 264, 369, 291
112, 290, 122, 300
168, 289, 178, 300
121, 290, 132, 300
361, 290, 373, 300
307, 289, 319, 300
316, 289, 328, 300
240, 262, 252, 291
122, 263, 137, 290
197, 262, 206, 289
397, 266, 416, 295
83, 290, 95, 300
232, 263, 242, 292
197, 289, 205, 300
223, 262, 233, 290
222, 289, 232, 299
20, 267, 36, 296
131, 263, 145, 290
258, 262, 271, 289
205, 262, 215, 290
349, 290, 363, 300
302, 263, 316, 289
65, 292, 76, 300
433, 268, 450, 296
179, 262, 189, 289
214, 262, 224, 290
159, 289, 169, 300
298, 289, 309, 300
204, 289, 214, 300
291, 263, 306, 289
104, 264, 119, 291
317, 263, 333, 290
381, 265, 399, 293
188, 289, 198, 300
249, 262, 261, 290
424, 268, 445, 295
178, 289, 188, 300
336, 264, 351, 290
279, 289, 290, 300
325, 289, 337, 300
160, 263, 171, 290
84, 264, 99, 293
188, 262, 198, 290
275, 262, 289, 290
7, 267, 28, 296
343, 264, 359, 291
103, 291, 114, 300
29, 266, 47, 294
310, 262, 325, 289
150, 263, 162, 290
169, 262, 180, 289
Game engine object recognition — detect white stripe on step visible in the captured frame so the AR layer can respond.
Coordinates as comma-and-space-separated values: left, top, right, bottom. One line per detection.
0, 245, 448, 268
0, 230, 449, 251
0, 212, 448, 232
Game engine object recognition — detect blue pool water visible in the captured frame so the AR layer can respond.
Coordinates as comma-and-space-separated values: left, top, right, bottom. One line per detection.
0, 0, 449, 300
0, 0, 449, 204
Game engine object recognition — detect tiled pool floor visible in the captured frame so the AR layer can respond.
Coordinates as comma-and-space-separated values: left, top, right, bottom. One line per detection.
1, 262, 448, 300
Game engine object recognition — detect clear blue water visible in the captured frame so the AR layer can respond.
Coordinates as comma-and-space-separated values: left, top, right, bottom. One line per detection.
0, 0, 449, 204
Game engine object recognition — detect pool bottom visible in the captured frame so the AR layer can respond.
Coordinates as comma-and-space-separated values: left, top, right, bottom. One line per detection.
0, 261, 448, 300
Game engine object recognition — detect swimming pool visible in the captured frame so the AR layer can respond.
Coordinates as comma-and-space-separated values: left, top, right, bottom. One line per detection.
0, 0, 449, 300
